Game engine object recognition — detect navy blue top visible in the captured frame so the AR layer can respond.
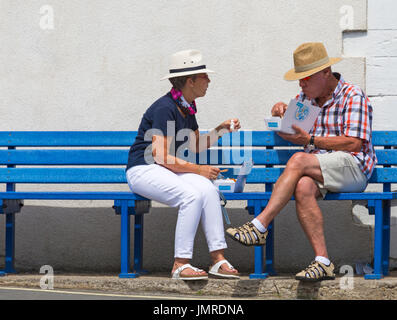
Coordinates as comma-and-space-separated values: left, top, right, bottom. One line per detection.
126, 92, 199, 170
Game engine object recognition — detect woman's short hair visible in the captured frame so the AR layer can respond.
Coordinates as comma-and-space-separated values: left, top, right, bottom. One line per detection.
169, 75, 197, 91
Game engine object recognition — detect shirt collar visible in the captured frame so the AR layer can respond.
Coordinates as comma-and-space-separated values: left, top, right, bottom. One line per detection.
332, 72, 344, 98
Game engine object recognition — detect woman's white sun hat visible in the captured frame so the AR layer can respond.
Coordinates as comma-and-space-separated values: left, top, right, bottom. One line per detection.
161, 49, 214, 80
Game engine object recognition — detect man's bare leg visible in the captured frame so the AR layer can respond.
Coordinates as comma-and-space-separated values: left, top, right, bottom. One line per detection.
255, 152, 324, 228
294, 176, 328, 258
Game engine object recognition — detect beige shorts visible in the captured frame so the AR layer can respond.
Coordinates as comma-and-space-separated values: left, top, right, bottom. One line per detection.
314, 151, 368, 198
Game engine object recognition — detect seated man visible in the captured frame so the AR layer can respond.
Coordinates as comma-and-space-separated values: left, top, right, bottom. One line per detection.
227, 42, 377, 282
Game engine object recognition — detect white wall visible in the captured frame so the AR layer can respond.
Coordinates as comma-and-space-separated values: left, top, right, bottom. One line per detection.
344, 0, 397, 265
0, 0, 367, 131
1, 0, 395, 274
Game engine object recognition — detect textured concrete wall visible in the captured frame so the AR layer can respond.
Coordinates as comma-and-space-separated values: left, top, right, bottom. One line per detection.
0, 0, 393, 274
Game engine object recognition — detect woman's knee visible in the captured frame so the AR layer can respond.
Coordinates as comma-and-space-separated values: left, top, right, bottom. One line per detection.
185, 174, 218, 196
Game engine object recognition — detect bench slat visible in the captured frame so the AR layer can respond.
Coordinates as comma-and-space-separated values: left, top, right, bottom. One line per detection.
0, 132, 137, 147
217, 131, 296, 147
0, 191, 394, 201
0, 131, 294, 147
0, 191, 146, 200
372, 131, 397, 146
0, 168, 127, 183
222, 191, 397, 200
1, 131, 396, 147
217, 131, 397, 146
200, 148, 397, 165
3, 148, 395, 166
1, 167, 396, 184
0, 150, 129, 165
226, 167, 397, 184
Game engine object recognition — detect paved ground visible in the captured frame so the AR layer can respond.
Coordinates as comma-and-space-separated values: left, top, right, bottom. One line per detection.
0, 287, 151, 300
1, 271, 397, 300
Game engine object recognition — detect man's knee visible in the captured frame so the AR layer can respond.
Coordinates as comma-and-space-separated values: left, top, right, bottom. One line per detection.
286, 152, 323, 182
286, 152, 308, 171
294, 176, 319, 201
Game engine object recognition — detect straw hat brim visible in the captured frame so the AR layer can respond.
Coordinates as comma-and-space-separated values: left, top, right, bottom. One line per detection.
284, 57, 342, 81
160, 68, 215, 81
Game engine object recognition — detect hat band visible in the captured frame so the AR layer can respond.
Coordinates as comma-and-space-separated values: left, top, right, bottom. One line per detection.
169, 65, 206, 74
294, 57, 329, 73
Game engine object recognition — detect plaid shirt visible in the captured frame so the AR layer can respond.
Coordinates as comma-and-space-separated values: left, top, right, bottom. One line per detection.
298, 73, 377, 180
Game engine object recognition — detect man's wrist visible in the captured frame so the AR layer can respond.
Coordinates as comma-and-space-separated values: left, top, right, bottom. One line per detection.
310, 135, 315, 146
307, 135, 316, 150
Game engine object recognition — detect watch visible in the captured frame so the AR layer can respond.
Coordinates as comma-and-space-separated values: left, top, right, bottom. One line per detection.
307, 135, 315, 151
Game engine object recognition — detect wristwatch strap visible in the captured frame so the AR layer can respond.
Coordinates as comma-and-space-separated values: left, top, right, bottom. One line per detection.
309, 135, 315, 147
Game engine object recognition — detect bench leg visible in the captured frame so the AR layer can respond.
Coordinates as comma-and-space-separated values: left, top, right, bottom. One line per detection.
265, 220, 276, 276
1, 213, 17, 276
119, 200, 139, 279
382, 200, 391, 276
249, 201, 269, 279
365, 199, 389, 280
133, 213, 148, 275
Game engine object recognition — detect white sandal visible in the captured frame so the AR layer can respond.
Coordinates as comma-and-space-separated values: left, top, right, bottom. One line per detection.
209, 259, 240, 279
171, 263, 208, 281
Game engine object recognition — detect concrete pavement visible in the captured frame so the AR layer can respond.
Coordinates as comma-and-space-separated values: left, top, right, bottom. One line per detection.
1, 271, 397, 300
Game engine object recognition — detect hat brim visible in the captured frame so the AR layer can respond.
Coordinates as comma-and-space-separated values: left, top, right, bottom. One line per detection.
160, 68, 214, 81
283, 57, 342, 81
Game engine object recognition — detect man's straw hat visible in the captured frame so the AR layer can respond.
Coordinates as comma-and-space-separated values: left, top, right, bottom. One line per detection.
161, 49, 214, 80
284, 42, 342, 81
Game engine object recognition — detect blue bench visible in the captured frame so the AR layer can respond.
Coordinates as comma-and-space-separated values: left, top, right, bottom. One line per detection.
0, 131, 396, 280
215, 130, 397, 280
0, 131, 149, 279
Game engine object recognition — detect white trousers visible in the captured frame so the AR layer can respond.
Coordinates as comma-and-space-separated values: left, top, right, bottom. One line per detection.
126, 164, 227, 259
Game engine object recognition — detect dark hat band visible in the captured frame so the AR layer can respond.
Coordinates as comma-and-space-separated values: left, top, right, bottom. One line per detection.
169, 65, 206, 74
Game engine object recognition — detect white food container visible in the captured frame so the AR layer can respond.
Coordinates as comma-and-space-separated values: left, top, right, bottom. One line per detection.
213, 179, 236, 192
264, 117, 281, 131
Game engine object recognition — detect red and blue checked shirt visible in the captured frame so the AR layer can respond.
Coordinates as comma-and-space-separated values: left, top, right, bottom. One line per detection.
299, 73, 377, 180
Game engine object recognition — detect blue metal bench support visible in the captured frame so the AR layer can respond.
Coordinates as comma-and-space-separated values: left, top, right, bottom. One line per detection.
382, 200, 391, 276
119, 200, 138, 278
264, 170, 276, 276
265, 220, 276, 276
117, 199, 148, 278
249, 200, 269, 279
365, 199, 391, 279
4, 213, 16, 274
1, 170, 18, 276
1, 211, 17, 276
133, 213, 147, 275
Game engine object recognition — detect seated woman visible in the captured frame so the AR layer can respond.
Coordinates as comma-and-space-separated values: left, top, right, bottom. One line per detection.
126, 49, 240, 280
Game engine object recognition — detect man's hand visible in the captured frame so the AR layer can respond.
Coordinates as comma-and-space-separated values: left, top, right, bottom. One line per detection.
271, 102, 288, 117
278, 125, 311, 146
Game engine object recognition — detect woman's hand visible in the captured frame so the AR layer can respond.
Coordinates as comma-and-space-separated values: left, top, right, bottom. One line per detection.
217, 118, 241, 135
271, 102, 288, 118
197, 165, 221, 180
